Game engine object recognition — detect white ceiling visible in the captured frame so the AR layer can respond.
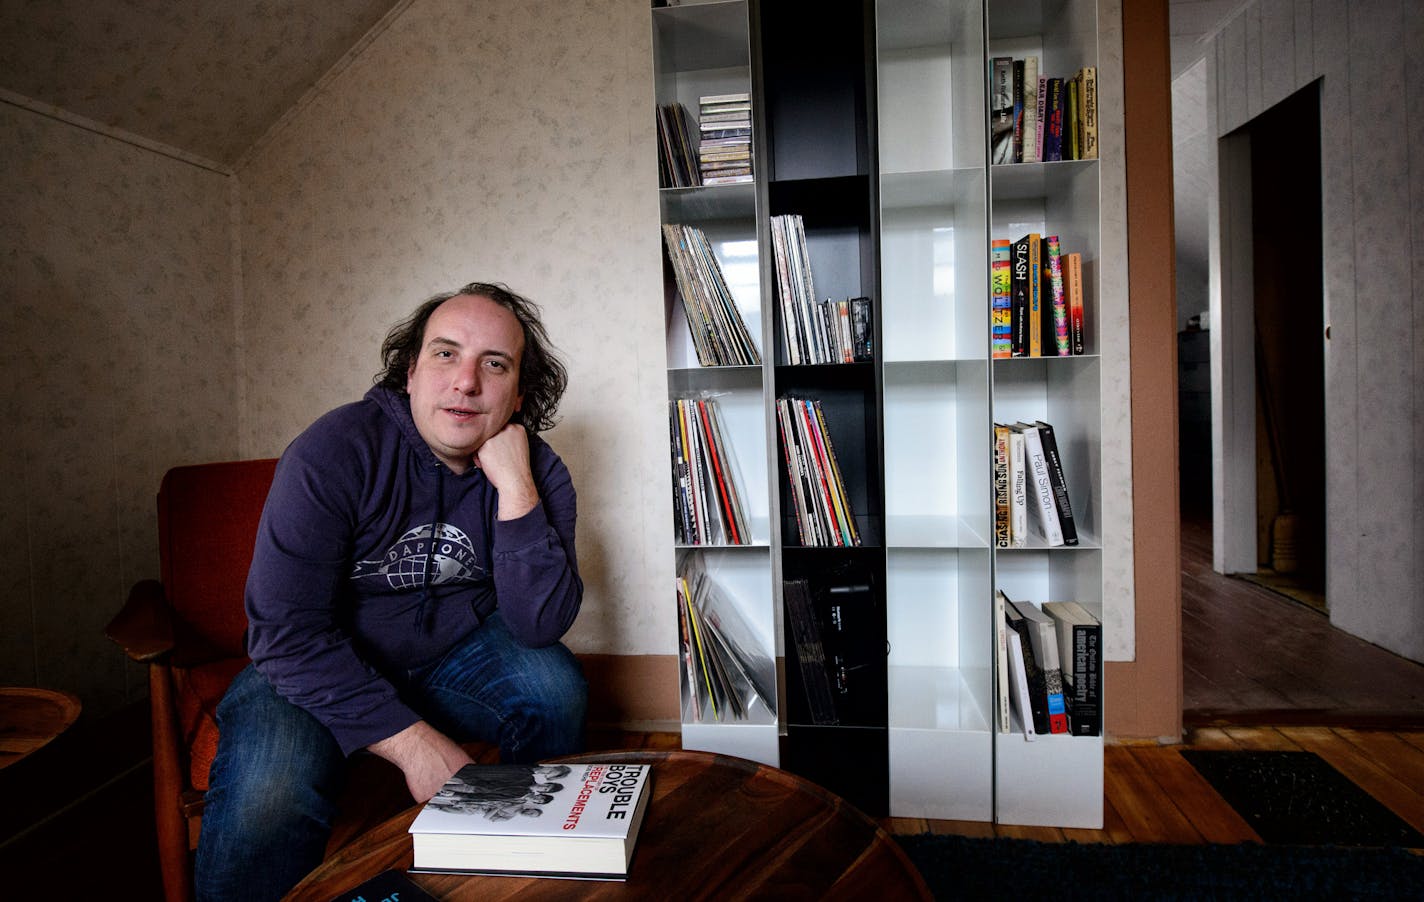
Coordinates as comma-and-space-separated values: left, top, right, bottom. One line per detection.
0, 0, 403, 168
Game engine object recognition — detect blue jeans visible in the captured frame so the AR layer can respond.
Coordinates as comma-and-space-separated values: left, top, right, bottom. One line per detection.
194, 612, 586, 902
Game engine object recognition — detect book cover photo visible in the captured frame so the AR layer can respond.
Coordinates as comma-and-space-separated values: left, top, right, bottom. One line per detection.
408, 762, 652, 880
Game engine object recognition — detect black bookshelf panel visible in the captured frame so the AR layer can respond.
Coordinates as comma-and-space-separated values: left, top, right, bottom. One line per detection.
781, 724, 889, 815
758, 0, 872, 181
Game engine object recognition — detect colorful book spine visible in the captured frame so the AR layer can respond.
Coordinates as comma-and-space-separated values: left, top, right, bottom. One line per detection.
1046, 236, 1069, 356
1067, 252, 1086, 355
1035, 76, 1047, 163
1043, 78, 1064, 162
1027, 233, 1042, 357
991, 239, 1012, 358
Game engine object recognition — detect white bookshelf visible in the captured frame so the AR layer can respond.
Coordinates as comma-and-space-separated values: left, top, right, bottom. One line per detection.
653, 0, 1108, 827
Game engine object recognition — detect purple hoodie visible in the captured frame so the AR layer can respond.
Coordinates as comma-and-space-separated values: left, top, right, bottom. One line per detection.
245, 385, 581, 755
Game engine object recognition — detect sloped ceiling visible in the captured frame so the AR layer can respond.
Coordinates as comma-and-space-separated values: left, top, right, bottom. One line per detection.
0, 0, 402, 168
2, 0, 1237, 171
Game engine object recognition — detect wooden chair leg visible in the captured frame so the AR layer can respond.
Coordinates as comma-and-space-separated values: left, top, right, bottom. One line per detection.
150, 663, 194, 902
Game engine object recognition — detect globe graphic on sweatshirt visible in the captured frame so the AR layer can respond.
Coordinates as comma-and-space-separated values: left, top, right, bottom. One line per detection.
351, 522, 484, 588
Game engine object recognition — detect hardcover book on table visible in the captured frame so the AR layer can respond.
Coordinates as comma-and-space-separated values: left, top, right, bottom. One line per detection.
408, 763, 652, 880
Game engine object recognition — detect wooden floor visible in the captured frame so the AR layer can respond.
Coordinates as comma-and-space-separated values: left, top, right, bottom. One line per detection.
1180, 513, 1424, 726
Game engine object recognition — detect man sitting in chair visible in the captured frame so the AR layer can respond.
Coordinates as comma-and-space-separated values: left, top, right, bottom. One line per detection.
195, 282, 587, 901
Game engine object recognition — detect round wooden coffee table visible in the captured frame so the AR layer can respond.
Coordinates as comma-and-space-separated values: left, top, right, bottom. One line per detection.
0, 687, 81, 769
286, 749, 931, 900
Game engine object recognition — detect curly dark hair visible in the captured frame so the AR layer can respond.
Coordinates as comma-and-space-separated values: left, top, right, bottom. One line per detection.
376, 282, 568, 434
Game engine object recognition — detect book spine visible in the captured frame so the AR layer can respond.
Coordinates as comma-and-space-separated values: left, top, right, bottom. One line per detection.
1008, 429, 1027, 547
993, 424, 1011, 548
1065, 76, 1080, 161
1027, 233, 1042, 357
991, 57, 1014, 164
1047, 236, 1069, 356
1019, 424, 1065, 546
1067, 252, 1086, 355
1035, 76, 1047, 163
1021, 57, 1039, 163
1034, 420, 1079, 546
1080, 67, 1099, 160
994, 590, 1012, 734
991, 239, 1012, 359
1044, 78, 1064, 161
1006, 614, 1050, 735
850, 296, 873, 361
1071, 621, 1101, 736
1010, 235, 1030, 357
1012, 58, 1025, 163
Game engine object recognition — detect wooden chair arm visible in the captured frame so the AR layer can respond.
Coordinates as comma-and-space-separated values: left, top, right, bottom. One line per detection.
105, 579, 176, 662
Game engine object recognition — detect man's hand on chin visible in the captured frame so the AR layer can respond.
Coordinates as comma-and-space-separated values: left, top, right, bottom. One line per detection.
368, 720, 475, 802
474, 423, 539, 520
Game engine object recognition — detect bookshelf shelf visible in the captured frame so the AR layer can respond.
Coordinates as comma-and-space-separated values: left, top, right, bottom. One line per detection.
653, 0, 1106, 828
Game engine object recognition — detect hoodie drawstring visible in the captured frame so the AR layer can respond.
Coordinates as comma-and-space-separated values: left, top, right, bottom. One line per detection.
415, 463, 446, 628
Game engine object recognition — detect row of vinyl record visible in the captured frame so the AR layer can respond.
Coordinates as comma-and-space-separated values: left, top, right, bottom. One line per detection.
777, 397, 860, 548
992, 233, 1087, 358
676, 555, 776, 724
997, 591, 1101, 738
994, 420, 1078, 548
770, 213, 874, 365
655, 93, 754, 189
991, 59, 1098, 165
670, 396, 751, 546
662, 222, 761, 366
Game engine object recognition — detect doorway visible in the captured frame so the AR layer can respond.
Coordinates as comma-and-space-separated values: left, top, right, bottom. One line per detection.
1241, 82, 1327, 612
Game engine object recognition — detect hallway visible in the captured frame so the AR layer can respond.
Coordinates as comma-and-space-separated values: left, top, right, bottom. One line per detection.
1182, 515, 1424, 727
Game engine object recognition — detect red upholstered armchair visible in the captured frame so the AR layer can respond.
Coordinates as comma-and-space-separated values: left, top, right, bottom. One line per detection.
106, 460, 483, 901
104, 459, 278, 901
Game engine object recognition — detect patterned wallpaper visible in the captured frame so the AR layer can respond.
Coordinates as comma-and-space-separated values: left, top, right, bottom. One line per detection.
1, 0, 1143, 717
0, 104, 238, 707
236, 0, 671, 656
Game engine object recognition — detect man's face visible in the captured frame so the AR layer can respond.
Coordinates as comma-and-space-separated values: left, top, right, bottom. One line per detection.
406, 293, 525, 473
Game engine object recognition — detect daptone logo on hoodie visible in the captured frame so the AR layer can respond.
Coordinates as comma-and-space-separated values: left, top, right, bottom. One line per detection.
352, 523, 485, 589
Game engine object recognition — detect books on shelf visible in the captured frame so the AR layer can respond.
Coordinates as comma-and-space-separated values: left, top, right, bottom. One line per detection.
677, 554, 776, 724
408, 762, 651, 880
775, 397, 859, 547
995, 233, 1087, 356
1043, 601, 1102, 736
994, 420, 1075, 548
699, 92, 753, 185
669, 395, 751, 546
656, 102, 700, 188
1016, 422, 1064, 547
1004, 596, 1069, 735
770, 213, 872, 365
991, 58, 1097, 165
662, 222, 762, 367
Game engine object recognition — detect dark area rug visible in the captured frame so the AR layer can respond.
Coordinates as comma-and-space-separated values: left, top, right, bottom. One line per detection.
1181, 750, 1424, 847
895, 833, 1424, 901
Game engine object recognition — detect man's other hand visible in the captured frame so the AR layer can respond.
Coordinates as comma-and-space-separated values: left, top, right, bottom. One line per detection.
368, 721, 475, 802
